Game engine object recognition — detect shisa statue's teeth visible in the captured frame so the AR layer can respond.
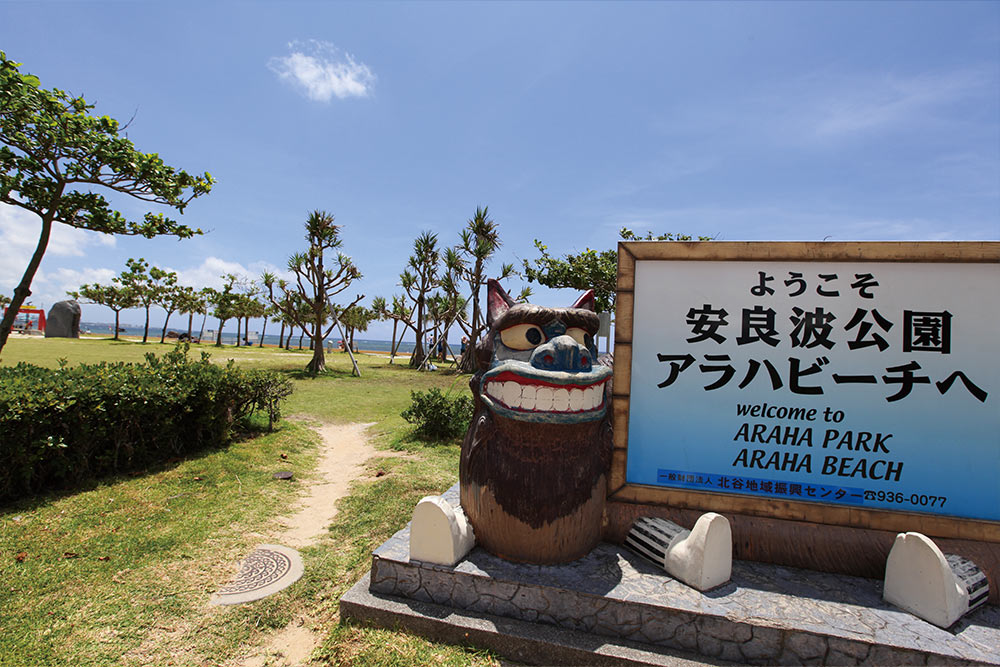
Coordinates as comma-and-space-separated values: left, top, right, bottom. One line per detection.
502, 381, 521, 409
486, 379, 606, 413
534, 386, 554, 411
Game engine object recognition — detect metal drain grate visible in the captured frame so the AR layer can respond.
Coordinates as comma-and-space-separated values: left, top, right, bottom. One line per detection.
210, 544, 304, 605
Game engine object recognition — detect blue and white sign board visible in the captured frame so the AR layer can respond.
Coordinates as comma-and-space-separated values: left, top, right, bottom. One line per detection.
624, 249, 999, 523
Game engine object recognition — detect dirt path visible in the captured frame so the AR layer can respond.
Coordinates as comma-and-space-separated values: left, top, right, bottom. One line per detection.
275, 422, 378, 548
239, 421, 382, 667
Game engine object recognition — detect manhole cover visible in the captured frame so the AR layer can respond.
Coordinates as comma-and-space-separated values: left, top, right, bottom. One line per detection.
210, 544, 304, 606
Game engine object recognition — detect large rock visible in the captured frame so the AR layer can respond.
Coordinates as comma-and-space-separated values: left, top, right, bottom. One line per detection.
45, 300, 81, 338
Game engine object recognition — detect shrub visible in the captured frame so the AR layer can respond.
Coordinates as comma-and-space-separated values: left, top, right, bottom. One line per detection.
401, 388, 473, 441
0, 345, 293, 502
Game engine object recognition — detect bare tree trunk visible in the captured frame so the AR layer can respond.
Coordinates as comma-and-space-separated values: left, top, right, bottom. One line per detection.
187, 313, 194, 340
278, 321, 285, 348
307, 330, 326, 373
389, 320, 398, 364
114, 310, 122, 341
410, 300, 425, 368
142, 306, 151, 343
0, 185, 64, 355
260, 317, 268, 348
160, 310, 173, 344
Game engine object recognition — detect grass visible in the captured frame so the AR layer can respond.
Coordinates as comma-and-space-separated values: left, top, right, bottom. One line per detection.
0, 336, 498, 667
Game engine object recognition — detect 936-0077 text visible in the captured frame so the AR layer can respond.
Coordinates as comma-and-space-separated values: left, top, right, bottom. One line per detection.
864, 490, 946, 507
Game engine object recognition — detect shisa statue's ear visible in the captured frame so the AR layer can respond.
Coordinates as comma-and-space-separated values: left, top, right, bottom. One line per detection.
571, 289, 596, 312
487, 279, 516, 327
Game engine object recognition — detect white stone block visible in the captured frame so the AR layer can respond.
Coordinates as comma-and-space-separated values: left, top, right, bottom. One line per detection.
409, 495, 476, 566
625, 513, 732, 591
883, 531, 988, 628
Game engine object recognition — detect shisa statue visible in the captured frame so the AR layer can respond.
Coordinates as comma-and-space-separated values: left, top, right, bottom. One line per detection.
412, 280, 731, 588
459, 279, 614, 564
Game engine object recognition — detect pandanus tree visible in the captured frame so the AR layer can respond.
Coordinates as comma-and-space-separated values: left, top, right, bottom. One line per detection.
338, 303, 375, 352
263, 211, 362, 374
445, 206, 526, 372
0, 52, 212, 354
399, 231, 442, 368
371, 294, 413, 364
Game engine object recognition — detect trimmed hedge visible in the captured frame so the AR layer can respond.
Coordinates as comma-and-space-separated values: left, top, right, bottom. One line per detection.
0, 345, 293, 502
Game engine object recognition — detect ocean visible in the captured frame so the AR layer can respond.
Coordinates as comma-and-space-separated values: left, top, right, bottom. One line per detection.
81, 321, 420, 353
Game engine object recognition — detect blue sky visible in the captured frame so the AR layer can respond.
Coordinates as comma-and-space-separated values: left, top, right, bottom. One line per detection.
1, 1, 998, 340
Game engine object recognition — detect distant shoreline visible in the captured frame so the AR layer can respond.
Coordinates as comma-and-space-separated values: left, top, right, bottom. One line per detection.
79, 322, 428, 354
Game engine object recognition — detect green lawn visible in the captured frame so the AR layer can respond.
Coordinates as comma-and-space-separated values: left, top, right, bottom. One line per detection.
0, 337, 495, 667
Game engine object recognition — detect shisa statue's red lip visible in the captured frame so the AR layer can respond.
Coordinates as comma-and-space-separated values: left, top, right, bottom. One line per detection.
486, 370, 607, 391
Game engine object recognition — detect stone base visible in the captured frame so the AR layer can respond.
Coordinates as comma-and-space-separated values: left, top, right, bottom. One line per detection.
341, 487, 1000, 666
341, 573, 730, 667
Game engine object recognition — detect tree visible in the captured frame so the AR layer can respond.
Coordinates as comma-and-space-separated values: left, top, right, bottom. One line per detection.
263, 211, 363, 374
206, 275, 239, 347
371, 294, 413, 364
399, 231, 442, 368
267, 289, 296, 349
0, 294, 10, 311
156, 280, 188, 344
116, 258, 176, 343
444, 206, 527, 372
259, 272, 283, 347
0, 52, 212, 354
247, 294, 268, 346
426, 291, 463, 362
522, 228, 712, 312
338, 304, 375, 352
70, 282, 137, 340
175, 286, 206, 342
224, 275, 259, 346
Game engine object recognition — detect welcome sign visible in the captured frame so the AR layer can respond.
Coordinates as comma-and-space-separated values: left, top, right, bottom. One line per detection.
611, 242, 999, 538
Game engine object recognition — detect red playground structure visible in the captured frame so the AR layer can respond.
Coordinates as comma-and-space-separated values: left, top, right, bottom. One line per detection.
1, 306, 47, 334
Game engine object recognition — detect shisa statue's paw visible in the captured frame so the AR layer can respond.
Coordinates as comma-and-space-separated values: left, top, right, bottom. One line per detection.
409, 495, 476, 566
626, 513, 732, 591
883, 531, 988, 628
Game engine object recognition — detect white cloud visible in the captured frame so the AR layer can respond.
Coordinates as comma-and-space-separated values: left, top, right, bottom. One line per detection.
173, 256, 284, 291
0, 205, 116, 280
811, 69, 990, 138
269, 40, 375, 102
53, 267, 117, 293
649, 66, 995, 149
0, 204, 118, 306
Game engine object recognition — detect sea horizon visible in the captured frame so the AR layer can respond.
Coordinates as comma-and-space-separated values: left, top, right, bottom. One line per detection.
78, 321, 466, 354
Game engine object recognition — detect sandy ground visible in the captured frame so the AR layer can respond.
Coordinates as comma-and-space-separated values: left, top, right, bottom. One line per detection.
238, 421, 386, 667
121, 422, 388, 667
275, 422, 378, 548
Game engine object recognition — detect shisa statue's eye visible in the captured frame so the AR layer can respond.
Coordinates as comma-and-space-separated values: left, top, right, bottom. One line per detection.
500, 324, 545, 350
566, 327, 592, 347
